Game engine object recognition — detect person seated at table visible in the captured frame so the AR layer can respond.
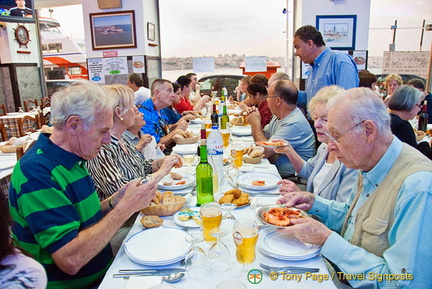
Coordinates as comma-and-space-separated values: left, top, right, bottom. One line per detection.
123, 106, 165, 160
274, 86, 357, 202
86, 84, 182, 199
246, 79, 316, 179
231, 75, 251, 102
407, 78, 432, 123
139, 79, 189, 150
277, 87, 432, 289
9, 81, 166, 288
174, 75, 210, 114
127, 73, 151, 106
1, 188, 47, 289
163, 83, 196, 126
238, 74, 268, 110
383, 73, 402, 104
388, 85, 432, 159
244, 74, 272, 128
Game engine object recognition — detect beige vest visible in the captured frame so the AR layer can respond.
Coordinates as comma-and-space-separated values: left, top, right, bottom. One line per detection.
341, 144, 432, 257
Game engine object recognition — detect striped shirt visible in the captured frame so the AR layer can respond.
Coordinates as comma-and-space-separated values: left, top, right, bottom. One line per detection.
86, 134, 153, 200
8, 134, 112, 289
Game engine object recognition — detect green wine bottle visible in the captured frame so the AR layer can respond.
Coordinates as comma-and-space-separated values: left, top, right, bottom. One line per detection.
196, 128, 214, 206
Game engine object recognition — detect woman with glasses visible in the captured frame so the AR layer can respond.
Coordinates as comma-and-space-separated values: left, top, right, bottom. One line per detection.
388, 85, 432, 159
275, 86, 358, 202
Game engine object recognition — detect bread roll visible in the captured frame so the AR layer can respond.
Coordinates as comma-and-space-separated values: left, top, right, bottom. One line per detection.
249, 146, 265, 158
140, 215, 163, 228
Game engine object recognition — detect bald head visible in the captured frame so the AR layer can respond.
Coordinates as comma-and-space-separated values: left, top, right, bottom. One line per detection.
270, 80, 298, 105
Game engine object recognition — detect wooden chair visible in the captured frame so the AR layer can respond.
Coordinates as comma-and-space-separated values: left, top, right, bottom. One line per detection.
41, 97, 51, 109
0, 103, 6, 116
0, 123, 7, 141
23, 99, 39, 112
17, 114, 40, 137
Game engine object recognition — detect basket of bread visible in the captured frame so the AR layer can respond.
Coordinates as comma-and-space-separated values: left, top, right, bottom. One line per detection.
218, 189, 250, 207
141, 191, 186, 216
230, 116, 247, 126
242, 145, 265, 164
173, 130, 199, 144
41, 125, 54, 134
0, 137, 27, 153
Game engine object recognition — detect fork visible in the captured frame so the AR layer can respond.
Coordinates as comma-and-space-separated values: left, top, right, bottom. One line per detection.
259, 263, 320, 273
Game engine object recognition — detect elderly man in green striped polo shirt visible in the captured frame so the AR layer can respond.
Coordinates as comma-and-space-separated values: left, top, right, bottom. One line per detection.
8, 81, 172, 289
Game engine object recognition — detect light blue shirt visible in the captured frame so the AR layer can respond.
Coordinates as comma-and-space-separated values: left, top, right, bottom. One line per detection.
306, 47, 359, 103
310, 137, 432, 288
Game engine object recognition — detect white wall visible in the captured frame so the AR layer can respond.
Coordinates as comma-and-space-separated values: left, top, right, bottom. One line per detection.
0, 22, 41, 63
82, 0, 160, 59
300, 0, 370, 50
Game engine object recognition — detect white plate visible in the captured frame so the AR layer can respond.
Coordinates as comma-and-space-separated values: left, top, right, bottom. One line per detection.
190, 118, 204, 124
231, 127, 252, 136
124, 227, 191, 266
173, 207, 201, 228
236, 172, 281, 190
0, 160, 16, 170
157, 173, 195, 190
172, 144, 198, 155
257, 226, 320, 261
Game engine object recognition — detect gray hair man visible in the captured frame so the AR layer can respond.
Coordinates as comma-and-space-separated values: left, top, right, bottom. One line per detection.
9, 81, 158, 288
277, 87, 432, 288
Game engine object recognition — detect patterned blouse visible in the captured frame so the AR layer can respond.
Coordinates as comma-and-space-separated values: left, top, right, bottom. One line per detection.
86, 134, 153, 200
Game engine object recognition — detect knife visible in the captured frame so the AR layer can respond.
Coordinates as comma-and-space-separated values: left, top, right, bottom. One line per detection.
115, 268, 184, 276
260, 263, 320, 273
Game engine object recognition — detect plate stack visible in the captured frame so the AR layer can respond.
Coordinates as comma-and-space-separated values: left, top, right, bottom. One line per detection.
124, 227, 192, 266
257, 227, 321, 261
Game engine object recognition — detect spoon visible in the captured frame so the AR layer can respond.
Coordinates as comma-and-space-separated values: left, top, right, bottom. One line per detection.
162, 272, 185, 283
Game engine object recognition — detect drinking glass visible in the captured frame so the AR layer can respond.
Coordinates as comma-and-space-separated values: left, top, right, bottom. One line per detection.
220, 163, 236, 191
208, 228, 231, 273
183, 153, 196, 173
200, 202, 222, 242
184, 233, 209, 280
221, 203, 237, 220
220, 129, 231, 148
232, 218, 259, 266
231, 144, 244, 169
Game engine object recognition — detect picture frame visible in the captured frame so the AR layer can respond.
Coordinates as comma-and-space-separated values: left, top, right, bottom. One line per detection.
89, 10, 137, 50
147, 22, 155, 41
316, 15, 357, 50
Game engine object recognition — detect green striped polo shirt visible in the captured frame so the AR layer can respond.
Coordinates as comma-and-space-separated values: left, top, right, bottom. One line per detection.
8, 134, 113, 289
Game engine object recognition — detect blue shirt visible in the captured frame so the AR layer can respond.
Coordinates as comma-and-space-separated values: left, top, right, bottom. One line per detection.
162, 107, 182, 124
306, 47, 359, 103
139, 98, 169, 143
310, 137, 432, 288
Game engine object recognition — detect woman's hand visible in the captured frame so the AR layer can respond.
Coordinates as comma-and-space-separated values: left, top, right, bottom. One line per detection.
136, 134, 153, 152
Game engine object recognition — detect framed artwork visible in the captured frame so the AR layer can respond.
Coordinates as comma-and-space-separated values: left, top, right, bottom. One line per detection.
147, 22, 155, 41
90, 10, 137, 50
316, 15, 357, 50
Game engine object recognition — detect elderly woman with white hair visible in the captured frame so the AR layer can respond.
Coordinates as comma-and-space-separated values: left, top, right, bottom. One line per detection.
388, 85, 432, 159
274, 86, 358, 202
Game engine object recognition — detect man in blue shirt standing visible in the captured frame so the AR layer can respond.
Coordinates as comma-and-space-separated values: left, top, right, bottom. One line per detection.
294, 25, 359, 112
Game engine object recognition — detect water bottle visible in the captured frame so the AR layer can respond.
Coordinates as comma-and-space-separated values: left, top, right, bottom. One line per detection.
207, 125, 224, 193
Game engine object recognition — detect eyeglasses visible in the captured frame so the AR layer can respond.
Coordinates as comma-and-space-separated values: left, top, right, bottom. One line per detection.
324, 120, 365, 144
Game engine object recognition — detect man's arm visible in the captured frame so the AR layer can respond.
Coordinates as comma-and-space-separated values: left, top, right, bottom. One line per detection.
51, 179, 157, 275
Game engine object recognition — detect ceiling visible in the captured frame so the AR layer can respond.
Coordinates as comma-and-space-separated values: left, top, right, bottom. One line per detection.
34, 0, 82, 9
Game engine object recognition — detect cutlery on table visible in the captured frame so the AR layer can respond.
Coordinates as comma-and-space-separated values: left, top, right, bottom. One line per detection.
113, 268, 185, 278
260, 263, 320, 273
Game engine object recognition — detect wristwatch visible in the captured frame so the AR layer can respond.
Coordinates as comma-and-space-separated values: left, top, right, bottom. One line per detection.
14, 25, 30, 48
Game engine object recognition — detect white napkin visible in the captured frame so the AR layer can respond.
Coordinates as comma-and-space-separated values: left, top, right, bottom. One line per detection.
125, 276, 162, 289
143, 136, 164, 160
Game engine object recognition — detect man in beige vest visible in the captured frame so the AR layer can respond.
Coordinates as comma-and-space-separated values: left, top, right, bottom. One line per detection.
277, 87, 432, 289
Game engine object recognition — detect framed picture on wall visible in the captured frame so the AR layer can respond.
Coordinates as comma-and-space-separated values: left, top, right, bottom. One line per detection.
316, 15, 357, 50
89, 10, 137, 50
147, 22, 155, 41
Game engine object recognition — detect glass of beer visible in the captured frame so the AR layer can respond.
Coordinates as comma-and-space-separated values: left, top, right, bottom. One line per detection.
233, 218, 258, 266
231, 144, 244, 169
221, 129, 231, 148
200, 202, 222, 242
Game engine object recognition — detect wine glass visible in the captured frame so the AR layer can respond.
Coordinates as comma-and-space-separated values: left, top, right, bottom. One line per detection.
183, 153, 196, 173
221, 203, 237, 220
184, 233, 209, 280
232, 218, 259, 274
208, 228, 231, 273
220, 163, 236, 191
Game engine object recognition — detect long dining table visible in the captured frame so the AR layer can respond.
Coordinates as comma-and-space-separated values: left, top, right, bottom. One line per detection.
98, 120, 338, 289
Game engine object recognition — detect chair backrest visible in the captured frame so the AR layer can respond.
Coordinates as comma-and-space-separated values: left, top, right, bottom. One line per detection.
23, 99, 39, 112
17, 114, 40, 137
0, 123, 7, 141
0, 103, 6, 116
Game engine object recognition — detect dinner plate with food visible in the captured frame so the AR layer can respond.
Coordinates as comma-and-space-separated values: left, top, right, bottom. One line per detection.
217, 189, 250, 207
255, 140, 289, 148
257, 205, 306, 228
173, 207, 201, 228
157, 172, 195, 190
236, 172, 281, 191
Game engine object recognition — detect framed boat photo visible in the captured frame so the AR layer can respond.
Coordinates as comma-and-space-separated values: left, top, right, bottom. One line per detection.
89, 10, 137, 50
316, 15, 357, 50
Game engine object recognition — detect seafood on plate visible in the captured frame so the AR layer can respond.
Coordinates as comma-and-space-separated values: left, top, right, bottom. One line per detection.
262, 207, 304, 226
